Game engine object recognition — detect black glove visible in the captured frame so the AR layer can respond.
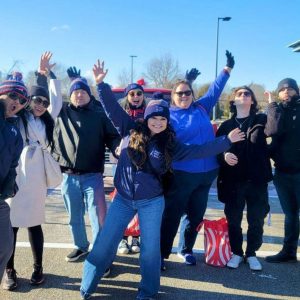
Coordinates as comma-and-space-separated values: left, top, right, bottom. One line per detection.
225, 50, 235, 69
185, 68, 201, 83
67, 66, 81, 80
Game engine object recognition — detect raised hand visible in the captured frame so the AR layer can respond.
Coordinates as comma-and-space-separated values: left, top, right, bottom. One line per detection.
185, 68, 201, 83
264, 91, 274, 104
92, 60, 108, 84
227, 127, 245, 143
67, 66, 81, 80
225, 50, 235, 69
39, 51, 56, 75
224, 152, 238, 166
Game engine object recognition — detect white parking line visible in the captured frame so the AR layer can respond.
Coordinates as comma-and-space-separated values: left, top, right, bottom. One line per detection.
16, 242, 299, 258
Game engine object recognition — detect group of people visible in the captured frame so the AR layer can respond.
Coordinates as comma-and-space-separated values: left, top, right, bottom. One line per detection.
0, 50, 298, 300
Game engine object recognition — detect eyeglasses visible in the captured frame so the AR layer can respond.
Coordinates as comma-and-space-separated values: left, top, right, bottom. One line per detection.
236, 91, 251, 97
128, 91, 143, 97
175, 90, 192, 97
32, 96, 50, 108
7, 92, 28, 105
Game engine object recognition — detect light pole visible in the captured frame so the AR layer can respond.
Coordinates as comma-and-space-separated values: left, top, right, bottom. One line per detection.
130, 55, 137, 83
213, 16, 231, 120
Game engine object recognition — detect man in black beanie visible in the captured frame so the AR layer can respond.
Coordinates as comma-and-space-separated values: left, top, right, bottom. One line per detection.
265, 78, 300, 263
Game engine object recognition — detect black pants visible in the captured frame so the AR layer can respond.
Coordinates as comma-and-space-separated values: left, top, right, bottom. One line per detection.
160, 169, 217, 259
224, 181, 269, 257
7, 225, 44, 269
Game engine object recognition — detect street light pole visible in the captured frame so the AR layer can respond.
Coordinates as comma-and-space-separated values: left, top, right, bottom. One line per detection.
130, 55, 137, 83
213, 16, 231, 121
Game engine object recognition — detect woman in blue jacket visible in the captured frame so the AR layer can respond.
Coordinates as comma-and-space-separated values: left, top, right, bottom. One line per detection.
80, 60, 244, 300
160, 51, 235, 268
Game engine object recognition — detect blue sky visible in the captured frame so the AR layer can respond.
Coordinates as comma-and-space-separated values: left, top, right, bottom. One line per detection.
0, 0, 299, 91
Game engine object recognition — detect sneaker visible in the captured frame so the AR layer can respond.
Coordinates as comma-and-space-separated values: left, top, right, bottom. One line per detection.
247, 256, 262, 271
118, 239, 130, 255
265, 250, 297, 263
65, 249, 88, 262
177, 253, 197, 265
161, 258, 166, 271
103, 267, 111, 278
2, 268, 18, 291
30, 266, 45, 285
131, 237, 140, 253
227, 254, 244, 269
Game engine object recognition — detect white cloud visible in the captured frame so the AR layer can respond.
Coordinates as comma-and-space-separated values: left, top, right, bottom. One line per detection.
51, 25, 70, 32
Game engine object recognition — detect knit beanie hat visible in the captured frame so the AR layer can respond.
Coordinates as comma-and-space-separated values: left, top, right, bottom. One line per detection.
124, 83, 144, 96
144, 100, 170, 122
69, 77, 91, 97
30, 85, 49, 100
0, 72, 28, 100
152, 91, 165, 100
277, 78, 299, 95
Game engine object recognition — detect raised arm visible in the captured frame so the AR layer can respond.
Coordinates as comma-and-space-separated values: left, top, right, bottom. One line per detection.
196, 50, 234, 113
92, 60, 135, 137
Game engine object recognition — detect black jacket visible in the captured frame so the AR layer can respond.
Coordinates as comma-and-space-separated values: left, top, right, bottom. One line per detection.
216, 113, 272, 203
53, 100, 121, 173
266, 98, 300, 173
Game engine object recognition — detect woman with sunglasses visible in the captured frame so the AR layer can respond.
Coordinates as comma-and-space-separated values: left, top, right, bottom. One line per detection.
216, 86, 272, 271
79, 60, 244, 300
160, 51, 235, 269
2, 52, 62, 291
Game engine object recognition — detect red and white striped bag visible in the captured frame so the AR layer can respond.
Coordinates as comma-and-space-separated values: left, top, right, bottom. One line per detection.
197, 218, 231, 267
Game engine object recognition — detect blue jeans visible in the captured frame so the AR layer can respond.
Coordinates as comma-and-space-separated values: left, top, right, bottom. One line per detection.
273, 170, 300, 254
80, 194, 164, 299
61, 173, 106, 251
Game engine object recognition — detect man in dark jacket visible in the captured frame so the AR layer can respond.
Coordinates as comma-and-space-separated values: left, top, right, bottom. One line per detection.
53, 76, 120, 264
0, 100, 23, 278
265, 78, 300, 263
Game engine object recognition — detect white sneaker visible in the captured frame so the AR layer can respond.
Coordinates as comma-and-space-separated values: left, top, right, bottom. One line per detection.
227, 254, 244, 269
117, 239, 130, 255
247, 256, 262, 271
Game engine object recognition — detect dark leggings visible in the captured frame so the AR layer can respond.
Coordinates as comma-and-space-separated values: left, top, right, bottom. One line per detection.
7, 225, 44, 269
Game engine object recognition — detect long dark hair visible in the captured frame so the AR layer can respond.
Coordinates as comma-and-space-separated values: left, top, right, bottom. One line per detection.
229, 85, 259, 116
127, 120, 176, 172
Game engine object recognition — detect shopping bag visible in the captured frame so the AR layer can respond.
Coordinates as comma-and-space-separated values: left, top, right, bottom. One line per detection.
109, 188, 140, 237
197, 217, 231, 267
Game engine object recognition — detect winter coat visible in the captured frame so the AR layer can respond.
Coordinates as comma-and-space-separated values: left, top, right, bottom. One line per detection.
170, 69, 230, 173
6, 79, 62, 227
216, 113, 272, 203
97, 82, 232, 200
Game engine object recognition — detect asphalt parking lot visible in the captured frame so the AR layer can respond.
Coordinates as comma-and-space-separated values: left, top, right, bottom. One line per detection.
0, 178, 299, 300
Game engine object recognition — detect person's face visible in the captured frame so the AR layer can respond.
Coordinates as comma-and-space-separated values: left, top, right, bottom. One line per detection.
127, 89, 144, 107
147, 116, 168, 135
172, 84, 193, 109
30, 96, 50, 117
234, 89, 253, 109
0, 92, 28, 118
278, 87, 297, 102
70, 89, 90, 107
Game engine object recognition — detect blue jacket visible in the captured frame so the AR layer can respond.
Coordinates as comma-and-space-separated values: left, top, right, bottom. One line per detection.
97, 82, 231, 200
0, 105, 23, 200
171, 69, 230, 173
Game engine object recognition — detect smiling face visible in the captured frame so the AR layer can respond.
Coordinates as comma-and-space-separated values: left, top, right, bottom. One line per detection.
147, 116, 168, 135
30, 96, 50, 117
0, 93, 28, 117
172, 83, 193, 109
127, 89, 144, 108
70, 89, 91, 107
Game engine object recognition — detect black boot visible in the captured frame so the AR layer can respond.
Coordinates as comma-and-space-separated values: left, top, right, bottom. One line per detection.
265, 250, 297, 263
2, 268, 18, 290
30, 265, 45, 285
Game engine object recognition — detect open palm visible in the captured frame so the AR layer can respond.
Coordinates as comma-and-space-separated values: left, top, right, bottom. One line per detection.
93, 60, 108, 84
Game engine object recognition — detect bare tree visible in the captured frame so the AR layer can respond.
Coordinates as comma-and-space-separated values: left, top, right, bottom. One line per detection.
117, 68, 132, 87
143, 53, 182, 88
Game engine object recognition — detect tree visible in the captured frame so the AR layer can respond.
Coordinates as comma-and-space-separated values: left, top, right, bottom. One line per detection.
117, 68, 132, 87
143, 53, 182, 88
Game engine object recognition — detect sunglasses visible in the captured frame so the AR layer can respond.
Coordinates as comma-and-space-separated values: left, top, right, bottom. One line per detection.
175, 90, 192, 97
128, 91, 143, 97
7, 92, 28, 105
32, 96, 50, 108
236, 91, 251, 97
